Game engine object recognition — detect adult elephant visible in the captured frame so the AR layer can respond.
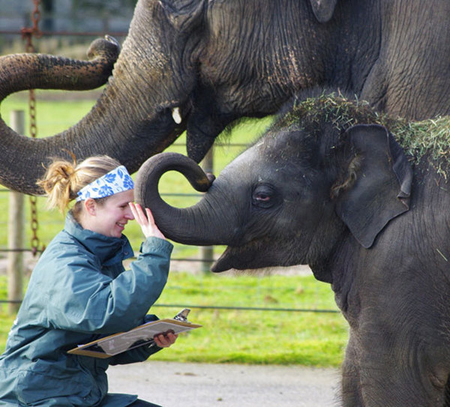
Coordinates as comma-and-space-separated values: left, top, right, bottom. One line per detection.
134, 95, 450, 406
1, 0, 449, 195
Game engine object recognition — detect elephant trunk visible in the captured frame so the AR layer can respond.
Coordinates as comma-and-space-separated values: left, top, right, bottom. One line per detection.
0, 36, 120, 99
0, 37, 123, 194
134, 153, 239, 246
0, 0, 198, 195
0, 16, 187, 195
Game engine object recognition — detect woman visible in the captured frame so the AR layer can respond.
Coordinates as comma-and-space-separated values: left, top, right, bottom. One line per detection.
0, 156, 176, 407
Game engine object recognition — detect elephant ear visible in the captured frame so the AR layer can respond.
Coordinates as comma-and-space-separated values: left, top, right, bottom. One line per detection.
335, 125, 413, 248
309, 0, 339, 23
160, 0, 206, 32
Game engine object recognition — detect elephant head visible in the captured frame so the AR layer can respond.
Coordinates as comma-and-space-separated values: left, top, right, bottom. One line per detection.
2, 0, 448, 195
135, 96, 413, 278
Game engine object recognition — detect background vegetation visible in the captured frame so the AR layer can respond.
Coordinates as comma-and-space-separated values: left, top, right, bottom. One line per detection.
0, 90, 348, 366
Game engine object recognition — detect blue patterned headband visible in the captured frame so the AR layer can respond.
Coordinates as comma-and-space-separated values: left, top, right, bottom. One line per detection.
76, 165, 134, 202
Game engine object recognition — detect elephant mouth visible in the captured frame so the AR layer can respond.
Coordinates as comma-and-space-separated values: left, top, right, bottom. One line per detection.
211, 237, 282, 273
212, 246, 258, 273
166, 99, 221, 164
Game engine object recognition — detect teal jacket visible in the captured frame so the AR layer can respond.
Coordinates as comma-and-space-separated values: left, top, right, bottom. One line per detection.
0, 213, 173, 406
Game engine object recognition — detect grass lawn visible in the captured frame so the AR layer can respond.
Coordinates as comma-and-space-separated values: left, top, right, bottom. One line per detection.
0, 273, 348, 366
149, 272, 348, 366
0, 91, 348, 367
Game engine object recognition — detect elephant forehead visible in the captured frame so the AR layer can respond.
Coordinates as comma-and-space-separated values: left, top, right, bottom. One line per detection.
221, 152, 293, 180
236, 133, 307, 164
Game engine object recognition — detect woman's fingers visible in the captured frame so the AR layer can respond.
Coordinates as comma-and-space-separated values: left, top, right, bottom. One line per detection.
145, 207, 155, 224
129, 202, 166, 240
129, 202, 147, 224
153, 332, 178, 348
129, 202, 142, 221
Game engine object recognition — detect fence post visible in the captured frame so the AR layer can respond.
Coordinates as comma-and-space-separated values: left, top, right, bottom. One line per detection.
7, 110, 25, 314
200, 147, 214, 273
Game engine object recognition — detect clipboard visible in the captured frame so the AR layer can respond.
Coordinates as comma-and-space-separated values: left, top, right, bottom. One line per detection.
68, 309, 201, 359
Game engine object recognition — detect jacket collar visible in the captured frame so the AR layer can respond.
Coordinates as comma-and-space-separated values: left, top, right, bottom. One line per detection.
65, 212, 134, 265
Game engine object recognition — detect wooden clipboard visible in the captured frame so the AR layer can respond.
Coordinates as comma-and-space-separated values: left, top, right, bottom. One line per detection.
68, 311, 201, 359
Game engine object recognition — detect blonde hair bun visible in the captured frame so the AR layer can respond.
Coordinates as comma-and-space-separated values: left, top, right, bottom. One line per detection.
37, 155, 121, 213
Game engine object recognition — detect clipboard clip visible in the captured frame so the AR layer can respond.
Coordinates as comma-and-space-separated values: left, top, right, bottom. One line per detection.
173, 308, 191, 322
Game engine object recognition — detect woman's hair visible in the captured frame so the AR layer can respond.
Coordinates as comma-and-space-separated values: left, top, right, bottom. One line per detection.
37, 155, 121, 215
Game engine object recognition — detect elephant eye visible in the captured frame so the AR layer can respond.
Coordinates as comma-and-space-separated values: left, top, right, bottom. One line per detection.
252, 184, 277, 209
256, 193, 270, 202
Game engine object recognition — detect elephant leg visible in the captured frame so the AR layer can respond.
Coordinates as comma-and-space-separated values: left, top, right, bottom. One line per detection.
347, 333, 450, 406
341, 334, 364, 407
0, 36, 119, 99
445, 377, 450, 407
341, 328, 450, 407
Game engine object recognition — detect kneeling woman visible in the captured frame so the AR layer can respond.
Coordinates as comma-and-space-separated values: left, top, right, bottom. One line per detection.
0, 156, 176, 407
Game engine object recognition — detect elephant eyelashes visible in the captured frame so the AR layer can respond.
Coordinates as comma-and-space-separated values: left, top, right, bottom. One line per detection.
252, 184, 277, 209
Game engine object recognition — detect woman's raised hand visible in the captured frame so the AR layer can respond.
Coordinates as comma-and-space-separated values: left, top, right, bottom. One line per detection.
129, 202, 166, 240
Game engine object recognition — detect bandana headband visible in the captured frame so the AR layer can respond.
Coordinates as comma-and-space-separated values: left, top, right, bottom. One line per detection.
76, 165, 134, 202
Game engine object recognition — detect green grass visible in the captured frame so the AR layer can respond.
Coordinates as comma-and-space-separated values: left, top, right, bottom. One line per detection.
150, 272, 347, 366
0, 273, 347, 366
0, 91, 348, 366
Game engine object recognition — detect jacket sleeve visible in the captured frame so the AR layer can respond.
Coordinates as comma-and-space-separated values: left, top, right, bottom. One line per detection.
45, 237, 173, 335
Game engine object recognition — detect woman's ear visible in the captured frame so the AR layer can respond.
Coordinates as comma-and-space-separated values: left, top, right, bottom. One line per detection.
84, 198, 97, 216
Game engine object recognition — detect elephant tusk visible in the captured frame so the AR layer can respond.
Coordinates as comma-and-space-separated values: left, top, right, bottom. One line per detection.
172, 107, 182, 124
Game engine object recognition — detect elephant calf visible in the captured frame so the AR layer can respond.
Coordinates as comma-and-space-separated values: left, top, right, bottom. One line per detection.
135, 95, 450, 407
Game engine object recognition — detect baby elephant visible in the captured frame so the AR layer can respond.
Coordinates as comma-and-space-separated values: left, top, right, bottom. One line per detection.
136, 96, 450, 407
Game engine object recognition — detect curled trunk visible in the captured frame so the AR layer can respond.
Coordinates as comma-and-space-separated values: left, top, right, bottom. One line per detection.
0, 36, 120, 98
0, 27, 184, 194
0, 0, 194, 195
0, 37, 120, 194
135, 152, 237, 245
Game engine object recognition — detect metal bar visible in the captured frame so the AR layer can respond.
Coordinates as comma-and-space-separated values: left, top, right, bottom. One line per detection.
153, 304, 340, 313
0, 249, 214, 262
0, 299, 340, 313
0, 30, 128, 37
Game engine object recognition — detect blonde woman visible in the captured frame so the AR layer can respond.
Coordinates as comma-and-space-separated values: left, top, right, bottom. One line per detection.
0, 156, 176, 407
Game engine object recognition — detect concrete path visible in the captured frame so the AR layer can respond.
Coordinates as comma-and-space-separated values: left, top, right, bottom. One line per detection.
108, 361, 340, 407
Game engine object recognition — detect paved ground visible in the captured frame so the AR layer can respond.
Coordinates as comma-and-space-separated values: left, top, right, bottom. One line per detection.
108, 361, 340, 407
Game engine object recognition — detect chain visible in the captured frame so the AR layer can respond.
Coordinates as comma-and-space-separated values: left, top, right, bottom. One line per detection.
28, 91, 42, 256
21, 0, 43, 46
22, 0, 44, 256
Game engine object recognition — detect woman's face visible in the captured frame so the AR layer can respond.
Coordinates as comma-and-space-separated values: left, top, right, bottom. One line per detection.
82, 189, 135, 238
